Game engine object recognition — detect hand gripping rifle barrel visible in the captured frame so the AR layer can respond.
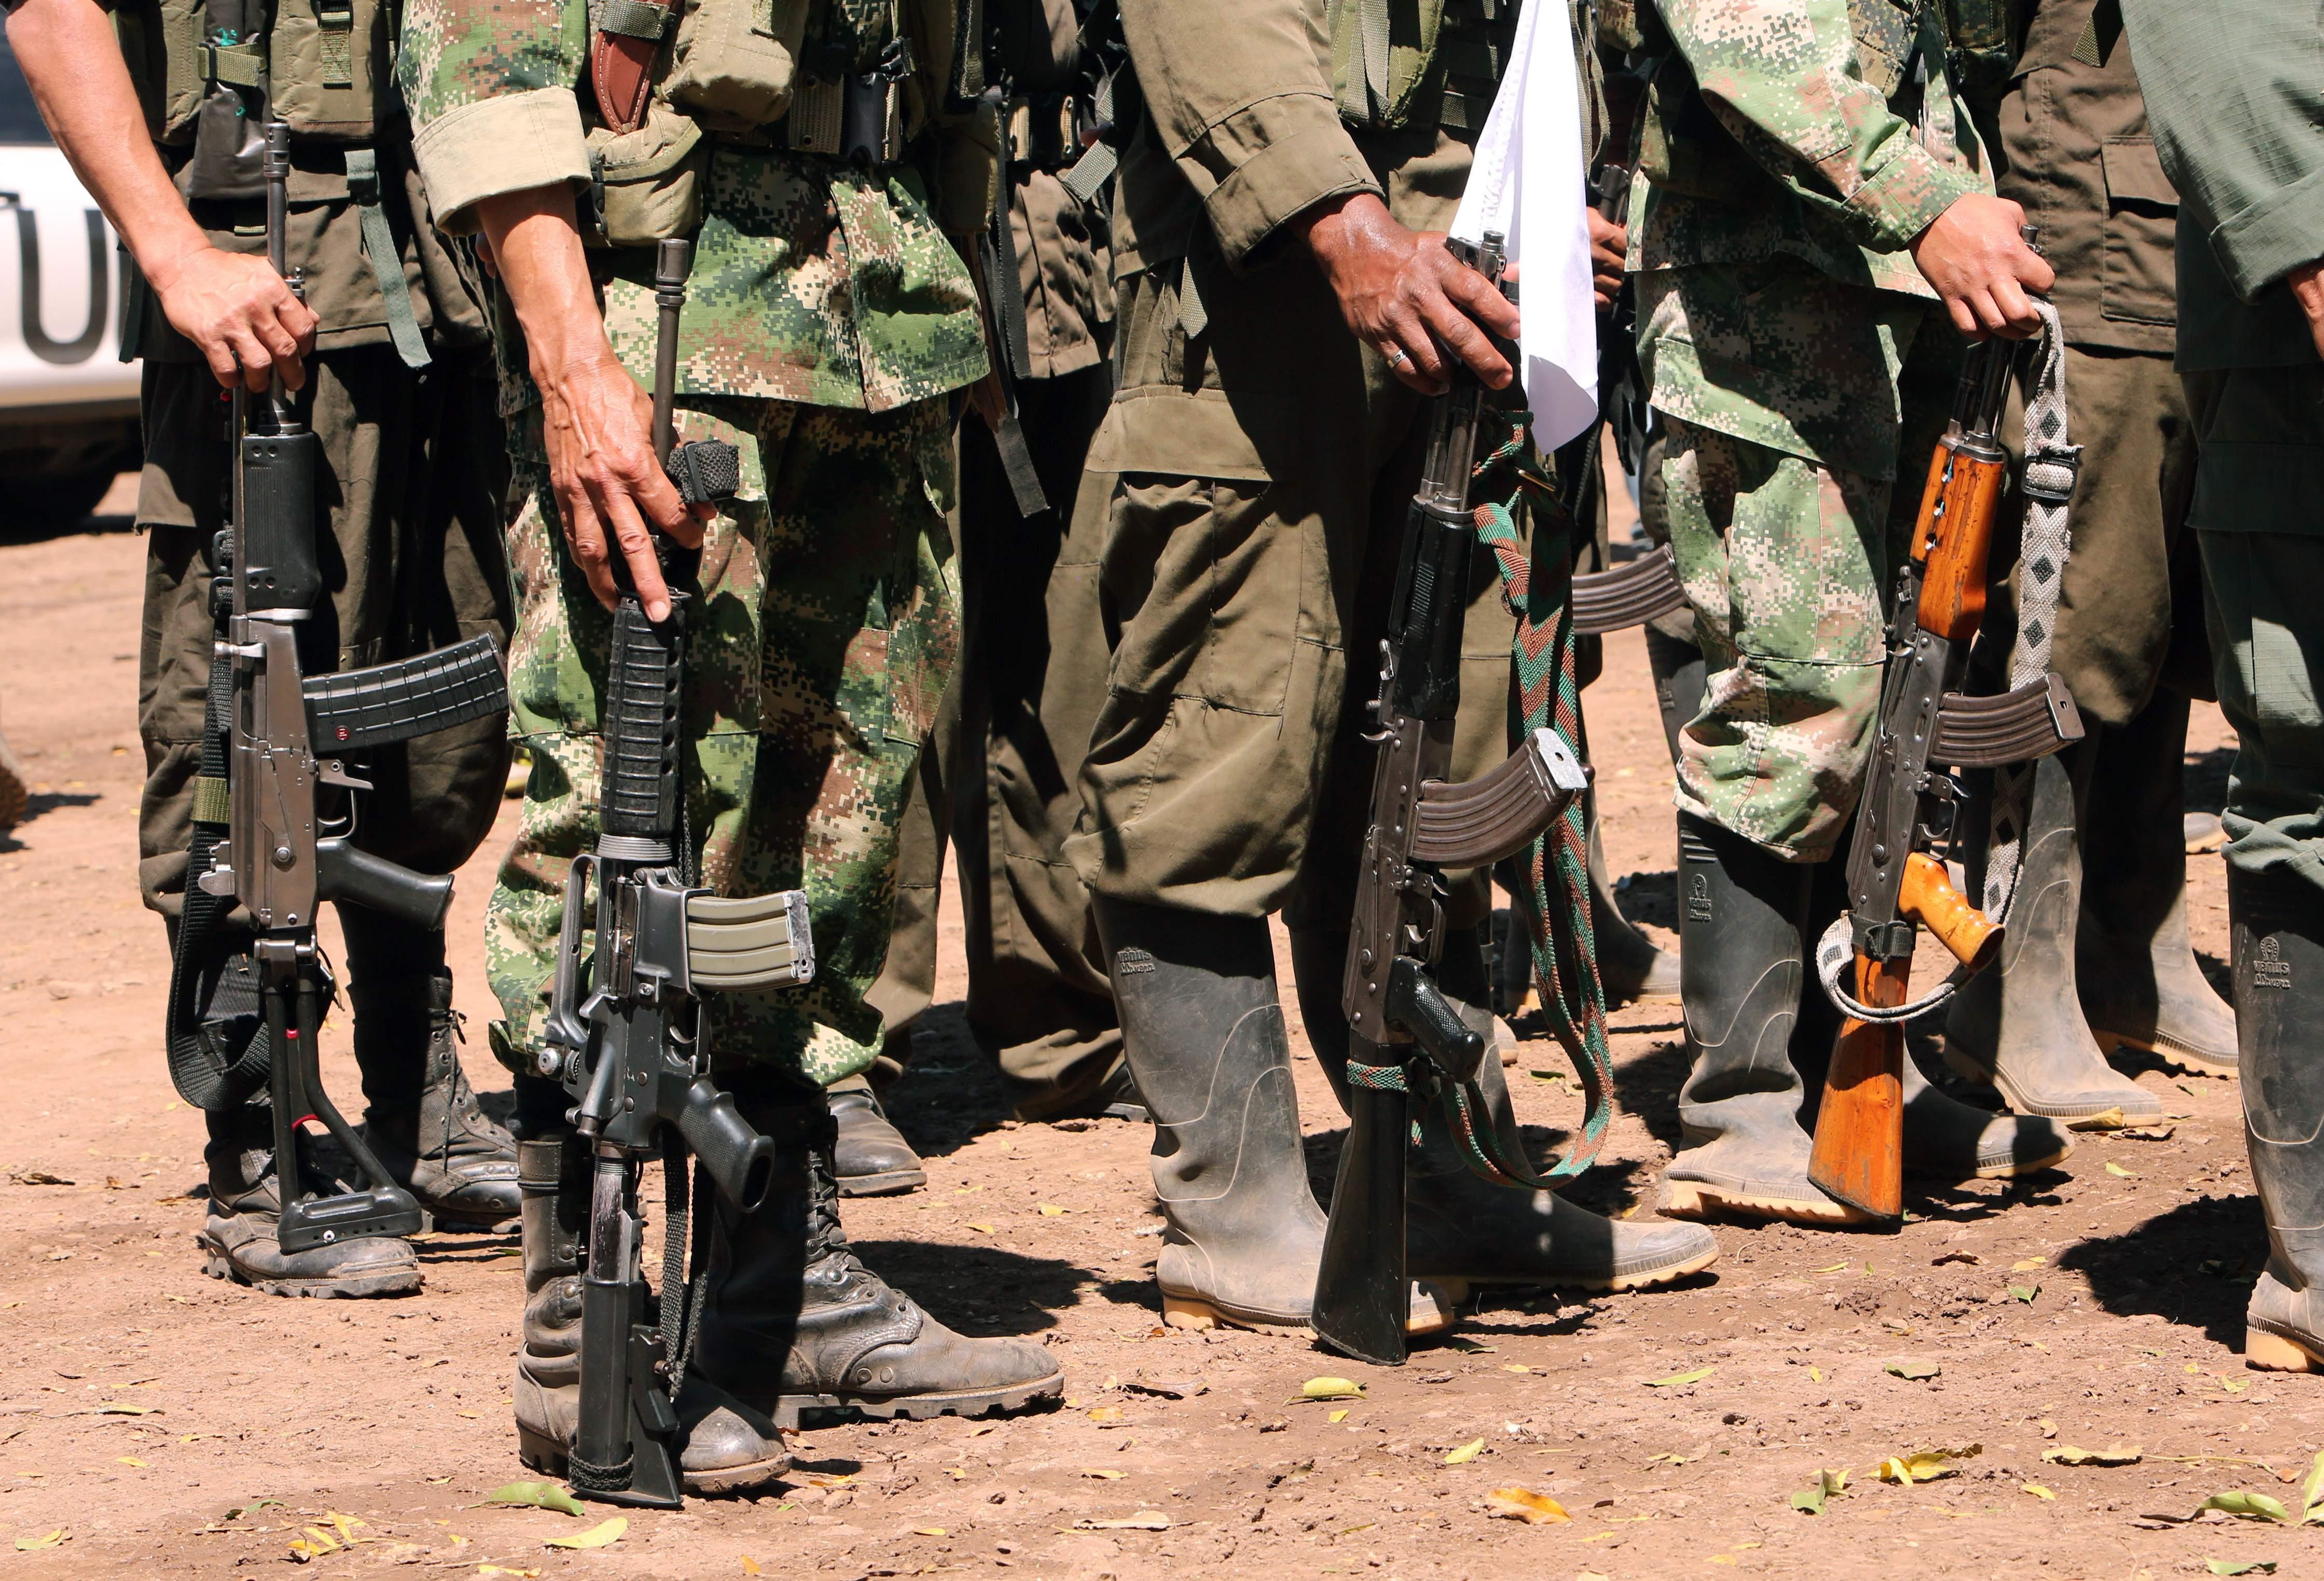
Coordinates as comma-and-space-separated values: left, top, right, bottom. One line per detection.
542, 238, 795, 1510
1311, 234, 1587, 1366
195, 120, 501, 1256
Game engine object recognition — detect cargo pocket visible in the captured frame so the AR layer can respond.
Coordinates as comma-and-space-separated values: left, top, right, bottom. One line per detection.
2099, 136, 2178, 328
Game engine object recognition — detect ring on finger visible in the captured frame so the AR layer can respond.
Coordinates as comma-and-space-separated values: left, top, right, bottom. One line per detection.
1383, 345, 1409, 370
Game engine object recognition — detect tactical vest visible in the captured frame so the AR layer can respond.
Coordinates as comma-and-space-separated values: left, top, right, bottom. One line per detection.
1326, 0, 1519, 137
114, 0, 432, 365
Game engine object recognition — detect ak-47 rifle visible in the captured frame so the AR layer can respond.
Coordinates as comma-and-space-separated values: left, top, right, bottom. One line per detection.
527, 239, 813, 1509
169, 119, 509, 1242
1807, 277, 2086, 1223
1311, 233, 1590, 1368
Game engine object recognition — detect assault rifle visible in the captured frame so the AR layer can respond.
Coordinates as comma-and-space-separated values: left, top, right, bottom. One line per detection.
528, 239, 814, 1509
171, 119, 508, 1245
1311, 233, 1589, 1367
1807, 303, 2085, 1222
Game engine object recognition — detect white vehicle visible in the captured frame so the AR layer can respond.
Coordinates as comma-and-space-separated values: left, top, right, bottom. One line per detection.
0, 32, 139, 533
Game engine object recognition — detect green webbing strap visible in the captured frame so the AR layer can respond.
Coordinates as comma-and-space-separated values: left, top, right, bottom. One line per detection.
1471, 419, 1616, 1178
191, 774, 232, 825
344, 147, 432, 370
1337, 0, 1393, 123
2071, 0, 2120, 65
315, 0, 355, 87
1176, 254, 1207, 340
597, 0, 671, 38
202, 40, 266, 87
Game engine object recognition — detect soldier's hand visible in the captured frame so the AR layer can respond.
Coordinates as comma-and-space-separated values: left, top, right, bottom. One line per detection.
146, 245, 317, 393
1299, 192, 1519, 395
535, 352, 708, 623
1910, 193, 2055, 340
2288, 261, 2324, 362
1588, 209, 1627, 313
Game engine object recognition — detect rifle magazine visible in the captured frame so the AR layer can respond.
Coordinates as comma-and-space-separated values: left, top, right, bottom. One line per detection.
301, 632, 509, 752
685, 889, 814, 990
1568, 544, 1687, 634
1410, 727, 1588, 868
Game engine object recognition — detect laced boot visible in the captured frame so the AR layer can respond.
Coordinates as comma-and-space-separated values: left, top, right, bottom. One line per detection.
2228, 869, 2324, 1371
510, 1136, 790, 1493
1290, 927, 1718, 1298
1658, 814, 1864, 1224
1944, 744, 2164, 1121
694, 1087, 1064, 1427
828, 1076, 926, 1197
2078, 692, 2239, 1074
196, 1104, 421, 1297
1094, 899, 1455, 1335
340, 906, 519, 1227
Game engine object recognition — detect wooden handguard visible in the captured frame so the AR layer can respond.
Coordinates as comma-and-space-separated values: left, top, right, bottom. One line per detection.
1807, 955, 1909, 1222
1898, 852, 2000, 972
1912, 445, 2009, 643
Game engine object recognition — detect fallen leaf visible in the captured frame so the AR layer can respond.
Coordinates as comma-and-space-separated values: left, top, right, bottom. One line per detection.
1645, 1366, 1715, 1388
1124, 1376, 1206, 1399
2205, 1562, 2278, 1576
1037, 1204, 1066, 1216
1885, 1361, 1941, 1381
12, 1531, 64, 1551
93, 1403, 157, 1415
1807, 1366, 1823, 1383
1445, 1438, 1486, 1465
2012, 1256, 2048, 1271
2201, 1491, 2289, 1524
1299, 1377, 1365, 1402
2043, 1444, 2142, 1466
1328, 1409, 1350, 1423
1930, 1252, 1981, 1266
1501, 1364, 1532, 1375
9, 1171, 74, 1186
2009, 1284, 2041, 1304
1081, 1469, 1125, 1480
2067, 1107, 2126, 1131
1483, 1487, 1568, 1524
2022, 1483, 2055, 1501
1813, 1262, 1850, 1273
476, 1568, 541, 1577
543, 1517, 628, 1550
966, 1222, 995, 1234
115, 1457, 148, 1468
1087, 1406, 1123, 1424
741, 1559, 762, 1576
2301, 1449, 2324, 1522
912, 1527, 947, 1537
479, 1481, 586, 1516
1878, 1444, 1981, 1485
288, 1528, 339, 1562
2105, 1161, 2138, 1178
1709, 1557, 1737, 1566
1071, 1512, 1174, 1532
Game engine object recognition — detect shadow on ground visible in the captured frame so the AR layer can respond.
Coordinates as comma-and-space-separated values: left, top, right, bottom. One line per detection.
2057, 1191, 2263, 1349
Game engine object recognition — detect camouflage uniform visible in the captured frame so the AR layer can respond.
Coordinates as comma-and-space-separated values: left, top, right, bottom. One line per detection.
1627, 0, 1987, 859
399, 14, 990, 1087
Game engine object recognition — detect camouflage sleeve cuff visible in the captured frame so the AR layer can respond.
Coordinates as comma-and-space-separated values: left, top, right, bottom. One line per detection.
411, 88, 590, 238
1847, 143, 1982, 254
1182, 93, 1382, 269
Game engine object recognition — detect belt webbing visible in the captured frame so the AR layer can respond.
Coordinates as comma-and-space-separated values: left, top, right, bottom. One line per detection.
344, 147, 432, 371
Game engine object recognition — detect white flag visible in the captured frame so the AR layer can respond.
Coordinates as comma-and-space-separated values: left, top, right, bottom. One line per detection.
1449, 0, 1599, 452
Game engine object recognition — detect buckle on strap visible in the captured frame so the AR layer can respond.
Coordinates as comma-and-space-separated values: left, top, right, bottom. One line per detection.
201, 40, 266, 88
2021, 443, 2082, 506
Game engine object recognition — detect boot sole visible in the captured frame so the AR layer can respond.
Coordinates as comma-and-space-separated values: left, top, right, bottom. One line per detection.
201, 1250, 421, 1299
1941, 1047, 2166, 1126
2089, 1027, 2240, 1078
2245, 1325, 2324, 1372
765, 1366, 1065, 1432
1160, 1283, 1462, 1338
518, 1426, 793, 1495
834, 1168, 928, 1198
1427, 1240, 1725, 1295
1660, 1182, 1871, 1227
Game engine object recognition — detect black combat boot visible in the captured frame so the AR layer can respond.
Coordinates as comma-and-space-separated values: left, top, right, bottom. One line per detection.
510, 1136, 790, 1492
196, 1103, 422, 1297
1092, 898, 1455, 1335
1944, 744, 2165, 1121
1290, 927, 1718, 1297
693, 1085, 1065, 1428
828, 1076, 927, 1197
340, 911, 520, 1228
2226, 868, 2324, 1371
2078, 692, 2239, 1074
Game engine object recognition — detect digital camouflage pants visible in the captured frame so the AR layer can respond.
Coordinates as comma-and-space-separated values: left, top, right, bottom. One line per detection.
485, 396, 959, 1088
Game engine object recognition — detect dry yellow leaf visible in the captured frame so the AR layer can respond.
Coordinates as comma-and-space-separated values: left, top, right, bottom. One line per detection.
1300, 1377, 1366, 1401
966, 1223, 995, 1234
741, 1558, 762, 1575
1808, 1366, 1823, 1383
115, 1457, 147, 1467
1328, 1409, 1350, 1423
12, 1532, 64, 1552
543, 1517, 627, 1550
1038, 1204, 1066, 1216
913, 1528, 948, 1537
1484, 1488, 1569, 1524
2012, 1257, 2048, 1271
2022, 1483, 2055, 1501
1445, 1438, 1486, 1465
1087, 1406, 1123, 1424
1082, 1469, 1125, 1479
1503, 1364, 1532, 1374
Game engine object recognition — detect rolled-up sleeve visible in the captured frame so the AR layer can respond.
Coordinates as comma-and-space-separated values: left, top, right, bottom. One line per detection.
2121, 0, 2324, 300
1660, 0, 1980, 253
397, 0, 588, 235
1120, 0, 1379, 268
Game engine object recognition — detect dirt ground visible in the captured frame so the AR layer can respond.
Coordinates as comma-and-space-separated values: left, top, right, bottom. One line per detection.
1, 500, 2302, 1581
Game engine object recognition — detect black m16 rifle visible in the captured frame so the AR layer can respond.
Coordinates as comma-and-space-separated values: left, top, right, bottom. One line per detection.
1310, 233, 1590, 1368
527, 239, 812, 1509
168, 119, 509, 1247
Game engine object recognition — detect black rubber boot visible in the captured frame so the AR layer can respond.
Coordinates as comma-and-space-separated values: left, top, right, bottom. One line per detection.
1587, 794, 1681, 1007
341, 911, 520, 1228
1291, 927, 1718, 1295
1943, 744, 2164, 1121
2078, 692, 2239, 1075
196, 1104, 422, 1298
828, 1076, 927, 1197
693, 1088, 1064, 1427
510, 1136, 791, 1493
2229, 868, 2324, 1372
1658, 814, 1863, 1224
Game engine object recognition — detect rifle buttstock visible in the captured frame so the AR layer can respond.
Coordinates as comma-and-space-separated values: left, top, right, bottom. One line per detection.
1806, 954, 1909, 1223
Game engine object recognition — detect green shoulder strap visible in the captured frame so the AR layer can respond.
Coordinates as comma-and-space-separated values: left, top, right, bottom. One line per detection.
343, 146, 431, 369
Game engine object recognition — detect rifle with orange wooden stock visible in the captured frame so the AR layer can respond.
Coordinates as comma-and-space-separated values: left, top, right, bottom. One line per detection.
1806, 309, 2087, 1224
